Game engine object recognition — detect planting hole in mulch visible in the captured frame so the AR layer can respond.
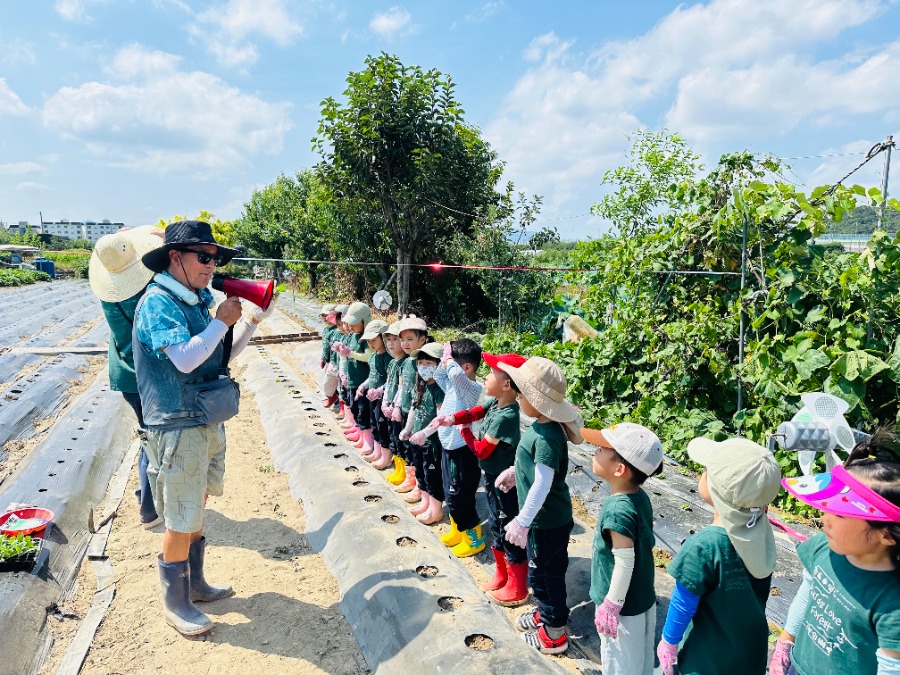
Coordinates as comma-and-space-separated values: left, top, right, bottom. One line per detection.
344, 466, 359, 472
381, 515, 399, 524
364, 495, 382, 503
415, 565, 438, 578
438, 596, 463, 611
352, 480, 369, 487
314, 423, 325, 427
309, 415, 319, 420
464, 634, 494, 651
396, 537, 417, 547
304, 407, 316, 412
324, 443, 337, 447
315, 432, 327, 436
333, 453, 348, 459
591, 485, 600, 493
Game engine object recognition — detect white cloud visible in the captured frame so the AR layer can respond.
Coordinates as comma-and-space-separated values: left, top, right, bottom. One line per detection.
54, 0, 107, 22
466, 2, 504, 23
0, 78, 31, 116
15, 182, 50, 191
370, 6, 412, 39
193, 0, 302, 67
485, 0, 896, 234
0, 162, 44, 175
1, 38, 36, 66
42, 45, 294, 175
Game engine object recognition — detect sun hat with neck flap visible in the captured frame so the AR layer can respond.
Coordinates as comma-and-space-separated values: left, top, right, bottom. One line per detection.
497, 356, 584, 444
140, 220, 238, 274
89, 226, 165, 303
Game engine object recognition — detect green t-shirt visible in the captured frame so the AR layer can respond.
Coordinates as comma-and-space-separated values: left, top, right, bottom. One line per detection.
589, 490, 657, 616
413, 382, 445, 433
478, 397, 521, 475
792, 533, 900, 675
329, 331, 346, 367
367, 351, 391, 390
100, 290, 144, 393
399, 357, 417, 412
666, 526, 771, 675
320, 324, 336, 362
345, 331, 369, 388
515, 421, 572, 530
385, 355, 406, 404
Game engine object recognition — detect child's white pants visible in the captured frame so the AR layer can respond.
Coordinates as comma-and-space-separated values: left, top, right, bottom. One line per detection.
321, 363, 338, 396
599, 603, 656, 675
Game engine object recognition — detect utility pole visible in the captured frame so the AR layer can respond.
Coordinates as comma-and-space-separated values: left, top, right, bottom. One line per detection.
876, 135, 894, 230
737, 216, 748, 414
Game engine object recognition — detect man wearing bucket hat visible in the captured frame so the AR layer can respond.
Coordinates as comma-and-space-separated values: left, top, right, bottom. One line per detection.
89, 225, 165, 529
133, 220, 276, 636
656, 437, 781, 675
492, 356, 583, 655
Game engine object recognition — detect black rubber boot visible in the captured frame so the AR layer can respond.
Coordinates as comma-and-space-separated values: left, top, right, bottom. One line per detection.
157, 555, 213, 636
189, 537, 234, 602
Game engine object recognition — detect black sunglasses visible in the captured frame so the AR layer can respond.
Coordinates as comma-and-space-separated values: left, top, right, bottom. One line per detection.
178, 249, 224, 266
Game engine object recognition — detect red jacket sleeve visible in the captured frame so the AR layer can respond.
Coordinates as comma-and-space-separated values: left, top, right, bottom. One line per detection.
460, 426, 497, 460
452, 405, 487, 426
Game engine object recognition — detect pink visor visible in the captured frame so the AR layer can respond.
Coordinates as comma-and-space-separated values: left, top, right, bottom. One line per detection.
782, 465, 900, 522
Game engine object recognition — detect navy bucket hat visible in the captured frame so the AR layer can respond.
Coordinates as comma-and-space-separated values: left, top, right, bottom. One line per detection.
141, 220, 238, 273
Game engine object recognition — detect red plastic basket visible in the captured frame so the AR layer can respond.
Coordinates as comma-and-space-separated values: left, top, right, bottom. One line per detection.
0, 508, 55, 537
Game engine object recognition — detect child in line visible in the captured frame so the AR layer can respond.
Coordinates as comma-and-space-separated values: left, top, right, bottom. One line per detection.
432, 339, 484, 557
318, 303, 339, 407
494, 356, 583, 655
437, 352, 529, 603
333, 302, 372, 453
770, 429, 900, 675
353, 320, 392, 467
583, 423, 662, 675
381, 321, 410, 485
655, 437, 782, 675
330, 304, 348, 417
390, 316, 428, 490
401, 341, 445, 524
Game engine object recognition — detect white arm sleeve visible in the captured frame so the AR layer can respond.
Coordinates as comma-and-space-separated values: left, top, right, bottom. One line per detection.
229, 318, 257, 360
164, 319, 228, 373
393, 379, 404, 408
403, 408, 416, 435
606, 547, 636, 606
515, 463, 555, 527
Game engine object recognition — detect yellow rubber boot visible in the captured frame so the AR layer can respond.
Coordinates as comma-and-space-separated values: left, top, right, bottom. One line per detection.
440, 517, 462, 547
386, 457, 406, 486
451, 524, 486, 558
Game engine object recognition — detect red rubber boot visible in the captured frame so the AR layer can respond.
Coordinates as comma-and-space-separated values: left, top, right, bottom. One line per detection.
481, 548, 508, 592
489, 560, 529, 606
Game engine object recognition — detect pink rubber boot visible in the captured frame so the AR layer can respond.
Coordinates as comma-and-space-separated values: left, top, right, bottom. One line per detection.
417, 496, 444, 524
402, 486, 421, 503
361, 439, 379, 459
395, 466, 417, 493
409, 492, 431, 515
372, 445, 393, 469
358, 429, 374, 455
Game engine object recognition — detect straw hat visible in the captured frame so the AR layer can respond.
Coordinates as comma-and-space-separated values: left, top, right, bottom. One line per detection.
498, 356, 584, 443
89, 226, 164, 302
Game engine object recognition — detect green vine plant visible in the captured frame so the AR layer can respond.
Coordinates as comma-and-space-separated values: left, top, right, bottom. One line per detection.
484, 131, 900, 515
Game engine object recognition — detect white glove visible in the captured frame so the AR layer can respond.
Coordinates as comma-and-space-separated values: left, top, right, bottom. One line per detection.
504, 518, 529, 548
249, 295, 278, 324
495, 467, 516, 493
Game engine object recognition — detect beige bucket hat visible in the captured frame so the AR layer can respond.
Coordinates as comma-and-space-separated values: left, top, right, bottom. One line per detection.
687, 436, 782, 579
498, 356, 584, 444
88, 226, 164, 302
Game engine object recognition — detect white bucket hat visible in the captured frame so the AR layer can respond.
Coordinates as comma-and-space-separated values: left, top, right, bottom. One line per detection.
498, 356, 584, 444
88, 226, 164, 302
687, 437, 782, 579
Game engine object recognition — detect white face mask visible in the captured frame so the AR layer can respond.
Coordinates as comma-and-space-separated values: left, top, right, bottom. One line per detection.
417, 365, 437, 380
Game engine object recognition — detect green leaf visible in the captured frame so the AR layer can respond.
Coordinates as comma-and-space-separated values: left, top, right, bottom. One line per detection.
831, 350, 890, 382
795, 349, 831, 381
804, 305, 827, 324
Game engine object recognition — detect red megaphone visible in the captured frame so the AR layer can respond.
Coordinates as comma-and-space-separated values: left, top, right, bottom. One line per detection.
212, 274, 274, 310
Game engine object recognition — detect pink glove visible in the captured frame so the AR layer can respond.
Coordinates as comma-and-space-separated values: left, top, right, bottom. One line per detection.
330, 343, 340, 352
768, 638, 793, 675
381, 403, 392, 417
656, 639, 679, 675
504, 518, 529, 548
426, 418, 443, 432
399, 428, 411, 441
337, 343, 351, 357
391, 407, 403, 422
435, 414, 456, 427
355, 383, 367, 399
410, 431, 427, 446
367, 387, 383, 401
441, 341, 453, 363
595, 598, 623, 638
494, 467, 516, 493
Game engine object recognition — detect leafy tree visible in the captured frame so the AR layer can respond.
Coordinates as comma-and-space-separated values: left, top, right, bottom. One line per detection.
156, 211, 237, 247
314, 52, 502, 314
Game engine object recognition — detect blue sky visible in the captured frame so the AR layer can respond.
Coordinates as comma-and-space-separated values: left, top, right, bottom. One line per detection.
2, 0, 899, 240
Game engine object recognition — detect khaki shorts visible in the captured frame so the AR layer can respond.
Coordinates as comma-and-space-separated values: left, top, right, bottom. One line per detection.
145, 424, 227, 533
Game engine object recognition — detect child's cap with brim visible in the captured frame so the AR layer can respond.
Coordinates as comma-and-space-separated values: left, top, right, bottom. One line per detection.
335, 304, 349, 315
497, 356, 583, 444
483, 352, 527, 370
783, 464, 900, 522
597, 423, 663, 477
320, 303, 336, 314
385, 320, 403, 335
410, 342, 443, 361
361, 320, 389, 341
687, 436, 782, 579
343, 302, 371, 326
396, 315, 428, 333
